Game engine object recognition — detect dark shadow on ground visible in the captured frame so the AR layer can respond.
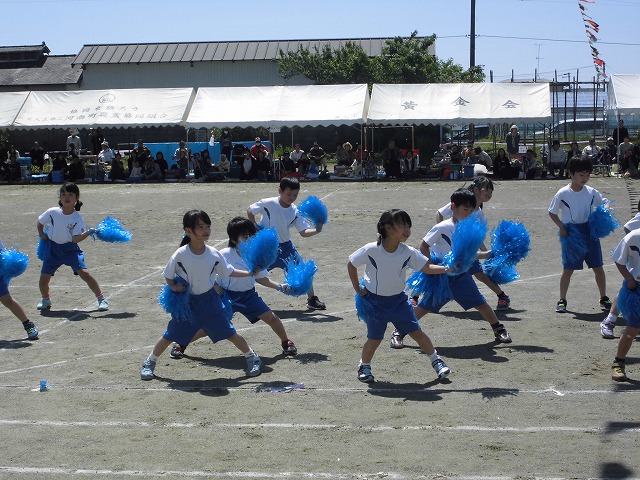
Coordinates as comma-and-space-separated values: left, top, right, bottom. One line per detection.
599, 461, 635, 478
365, 381, 520, 402
0, 339, 35, 349
571, 311, 610, 323
604, 421, 640, 434
273, 309, 343, 323
39, 309, 136, 321
425, 341, 511, 362
154, 376, 234, 396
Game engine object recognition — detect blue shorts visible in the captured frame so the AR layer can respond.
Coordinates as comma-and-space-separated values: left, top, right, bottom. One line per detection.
0, 278, 9, 297
418, 272, 486, 313
163, 288, 236, 345
562, 222, 603, 270
358, 292, 421, 340
268, 241, 303, 271
618, 282, 640, 328
41, 241, 86, 276
468, 259, 483, 275
227, 288, 271, 324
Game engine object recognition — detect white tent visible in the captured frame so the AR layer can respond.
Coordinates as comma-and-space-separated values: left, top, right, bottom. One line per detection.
185, 84, 370, 128
12, 88, 195, 129
607, 74, 640, 116
367, 83, 552, 125
0, 91, 29, 128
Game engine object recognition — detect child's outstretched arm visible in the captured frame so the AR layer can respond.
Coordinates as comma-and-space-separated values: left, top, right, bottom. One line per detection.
72, 229, 95, 244
420, 262, 448, 275
230, 267, 257, 278
37, 222, 47, 240
299, 224, 322, 238
247, 208, 257, 224
256, 276, 287, 292
616, 262, 637, 289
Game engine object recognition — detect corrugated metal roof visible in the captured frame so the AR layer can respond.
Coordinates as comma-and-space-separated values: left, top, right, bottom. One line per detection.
72, 37, 428, 65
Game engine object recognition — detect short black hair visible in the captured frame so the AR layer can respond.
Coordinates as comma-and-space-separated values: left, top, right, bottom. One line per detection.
450, 188, 477, 209
568, 156, 593, 174
279, 177, 300, 192
227, 216, 256, 248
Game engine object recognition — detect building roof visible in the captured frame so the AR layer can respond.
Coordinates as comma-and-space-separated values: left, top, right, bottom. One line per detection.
72, 37, 432, 65
0, 55, 81, 87
0, 43, 51, 68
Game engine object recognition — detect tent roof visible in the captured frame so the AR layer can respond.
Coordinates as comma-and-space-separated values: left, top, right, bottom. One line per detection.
0, 91, 29, 127
185, 84, 370, 129
11, 88, 195, 129
367, 83, 552, 125
607, 74, 640, 116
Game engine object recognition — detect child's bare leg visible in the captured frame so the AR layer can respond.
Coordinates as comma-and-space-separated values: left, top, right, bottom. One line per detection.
559, 269, 574, 299
616, 327, 640, 360
593, 266, 607, 298
0, 294, 29, 323
474, 271, 503, 296
407, 329, 435, 356
258, 311, 288, 342
476, 302, 500, 326
150, 337, 173, 358
77, 269, 103, 297
38, 273, 52, 297
226, 332, 252, 354
414, 306, 429, 320
360, 338, 382, 364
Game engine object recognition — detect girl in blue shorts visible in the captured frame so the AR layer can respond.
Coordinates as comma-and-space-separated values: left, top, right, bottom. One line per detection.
36, 182, 108, 312
140, 210, 261, 381
347, 209, 452, 383
168, 216, 298, 359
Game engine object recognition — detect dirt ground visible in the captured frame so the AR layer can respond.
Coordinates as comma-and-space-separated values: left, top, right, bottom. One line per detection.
1, 176, 639, 479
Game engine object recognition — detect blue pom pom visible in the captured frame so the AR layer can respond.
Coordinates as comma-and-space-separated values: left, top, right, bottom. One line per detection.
238, 228, 278, 272
589, 204, 620, 239
355, 292, 376, 322
284, 257, 317, 296
444, 212, 487, 274
482, 257, 520, 284
406, 270, 429, 297
36, 238, 50, 262
157, 276, 193, 323
0, 248, 29, 281
297, 196, 328, 226
560, 224, 588, 265
95, 217, 132, 243
617, 281, 640, 322
490, 220, 531, 265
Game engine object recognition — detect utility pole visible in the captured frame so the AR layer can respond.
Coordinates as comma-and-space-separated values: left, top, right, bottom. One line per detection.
470, 0, 476, 68
534, 44, 544, 81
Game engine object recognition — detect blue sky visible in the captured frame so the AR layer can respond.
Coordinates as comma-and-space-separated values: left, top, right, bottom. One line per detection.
2, 0, 638, 82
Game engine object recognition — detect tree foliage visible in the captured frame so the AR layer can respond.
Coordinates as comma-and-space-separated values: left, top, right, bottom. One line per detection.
278, 31, 484, 85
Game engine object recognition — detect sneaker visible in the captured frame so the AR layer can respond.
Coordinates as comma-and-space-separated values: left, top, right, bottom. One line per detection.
493, 324, 512, 343
140, 359, 156, 380
23, 321, 39, 340
432, 358, 451, 379
37, 298, 51, 310
611, 361, 627, 381
307, 296, 326, 310
496, 295, 511, 310
600, 296, 613, 311
245, 353, 262, 377
600, 321, 615, 339
97, 298, 109, 311
357, 364, 375, 383
282, 339, 298, 356
555, 299, 567, 313
170, 343, 186, 359
390, 330, 405, 349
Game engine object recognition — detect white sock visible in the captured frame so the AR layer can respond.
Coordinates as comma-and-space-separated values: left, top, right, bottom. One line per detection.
244, 349, 255, 358
359, 360, 371, 367
148, 353, 159, 362
605, 313, 617, 324
427, 350, 440, 363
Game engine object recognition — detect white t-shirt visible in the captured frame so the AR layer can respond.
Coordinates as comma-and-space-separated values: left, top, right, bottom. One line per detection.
163, 244, 234, 295
624, 212, 640, 232
423, 219, 456, 259
548, 184, 607, 224
98, 149, 115, 164
216, 246, 268, 292
611, 230, 640, 280
248, 196, 310, 243
349, 241, 427, 296
38, 207, 86, 244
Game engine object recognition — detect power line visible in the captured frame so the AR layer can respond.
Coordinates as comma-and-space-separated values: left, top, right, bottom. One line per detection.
476, 35, 639, 46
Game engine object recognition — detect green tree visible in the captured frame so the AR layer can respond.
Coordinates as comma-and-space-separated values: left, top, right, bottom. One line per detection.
278, 31, 484, 85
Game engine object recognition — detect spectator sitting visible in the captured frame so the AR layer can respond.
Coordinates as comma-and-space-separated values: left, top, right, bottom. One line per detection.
403, 150, 419, 176
308, 141, 327, 171
473, 147, 492, 169
546, 140, 567, 179
581, 138, 601, 162
280, 153, 299, 179
155, 152, 168, 179
524, 149, 542, 179
493, 148, 519, 180
620, 146, 640, 178
381, 140, 402, 179
335, 143, 348, 166
255, 150, 272, 181
217, 154, 231, 173
239, 151, 256, 181
250, 137, 269, 160
296, 153, 310, 176
128, 160, 143, 180
350, 156, 363, 177
51, 152, 68, 173
174, 140, 192, 174
144, 156, 162, 181
66, 154, 86, 182
0, 152, 21, 182
305, 162, 320, 180
109, 153, 126, 181
29, 141, 46, 170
